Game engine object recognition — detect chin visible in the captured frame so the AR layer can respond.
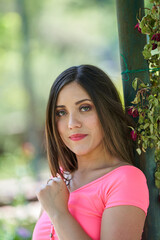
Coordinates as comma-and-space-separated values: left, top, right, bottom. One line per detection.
70, 147, 92, 156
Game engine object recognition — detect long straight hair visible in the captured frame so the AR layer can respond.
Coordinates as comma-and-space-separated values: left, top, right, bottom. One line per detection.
45, 65, 135, 178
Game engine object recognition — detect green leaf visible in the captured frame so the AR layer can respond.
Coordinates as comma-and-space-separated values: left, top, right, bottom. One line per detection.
150, 124, 153, 134
136, 148, 141, 155
132, 78, 138, 90
142, 141, 147, 149
144, 123, 149, 129
153, 98, 159, 106
131, 92, 141, 104
155, 179, 160, 189
139, 83, 147, 89
155, 171, 160, 189
138, 116, 144, 124
149, 115, 154, 123
141, 26, 151, 34
148, 95, 153, 101
150, 0, 160, 4
142, 43, 153, 59
155, 171, 160, 180
151, 48, 160, 56
143, 49, 151, 59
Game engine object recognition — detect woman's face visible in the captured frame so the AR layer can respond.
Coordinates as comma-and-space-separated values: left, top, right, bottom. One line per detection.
55, 82, 104, 157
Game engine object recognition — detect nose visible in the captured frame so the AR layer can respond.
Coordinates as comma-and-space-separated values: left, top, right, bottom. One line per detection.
68, 113, 82, 129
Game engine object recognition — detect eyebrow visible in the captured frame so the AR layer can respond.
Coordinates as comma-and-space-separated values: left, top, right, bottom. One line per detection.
56, 98, 92, 108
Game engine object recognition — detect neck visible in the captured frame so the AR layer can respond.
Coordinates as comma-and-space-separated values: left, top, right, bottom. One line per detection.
75, 146, 117, 173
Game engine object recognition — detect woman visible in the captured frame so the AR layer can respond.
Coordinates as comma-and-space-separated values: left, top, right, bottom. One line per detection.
32, 65, 149, 240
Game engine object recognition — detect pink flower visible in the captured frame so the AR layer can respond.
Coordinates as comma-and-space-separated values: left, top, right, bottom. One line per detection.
127, 107, 134, 116
152, 43, 158, 50
130, 130, 137, 141
128, 107, 139, 118
134, 23, 141, 33
151, 33, 160, 42
132, 109, 139, 118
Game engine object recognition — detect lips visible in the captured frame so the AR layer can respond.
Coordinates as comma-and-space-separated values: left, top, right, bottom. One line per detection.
69, 134, 88, 141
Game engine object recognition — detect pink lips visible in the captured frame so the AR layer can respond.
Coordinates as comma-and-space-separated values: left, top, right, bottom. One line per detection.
69, 134, 88, 141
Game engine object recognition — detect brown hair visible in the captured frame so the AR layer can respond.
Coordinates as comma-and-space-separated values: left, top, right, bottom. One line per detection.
45, 64, 135, 178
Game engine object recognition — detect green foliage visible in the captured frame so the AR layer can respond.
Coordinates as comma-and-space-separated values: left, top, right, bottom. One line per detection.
0, 219, 35, 240
142, 43, 152, 59
0, 12, 21, 51
0, 143, 34, 179
130, 1, 160, 189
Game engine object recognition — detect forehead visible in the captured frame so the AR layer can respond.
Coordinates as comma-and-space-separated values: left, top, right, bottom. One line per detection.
56, 82, 90, 104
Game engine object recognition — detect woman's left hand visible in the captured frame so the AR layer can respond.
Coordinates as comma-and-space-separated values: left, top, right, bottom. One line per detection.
36, 176, 70, 222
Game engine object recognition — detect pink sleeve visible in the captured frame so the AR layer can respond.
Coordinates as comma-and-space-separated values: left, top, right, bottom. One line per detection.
104, 167, 149, 215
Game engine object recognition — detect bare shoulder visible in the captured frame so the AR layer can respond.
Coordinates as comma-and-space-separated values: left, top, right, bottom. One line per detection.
102, 160, 132, 174
101, 205, 146, 240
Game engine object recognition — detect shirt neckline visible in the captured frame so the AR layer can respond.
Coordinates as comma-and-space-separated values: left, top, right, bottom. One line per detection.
70, 164, 134, 194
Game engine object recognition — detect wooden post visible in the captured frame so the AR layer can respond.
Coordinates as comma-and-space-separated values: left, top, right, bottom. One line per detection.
116, 0, 160, 239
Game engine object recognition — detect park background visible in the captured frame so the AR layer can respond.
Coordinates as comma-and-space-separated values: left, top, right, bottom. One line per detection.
0, 0, 152, 239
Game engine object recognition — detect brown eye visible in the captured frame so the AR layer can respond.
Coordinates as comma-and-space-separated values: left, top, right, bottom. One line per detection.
56, 110, 67, 117
80, 105, 92, 112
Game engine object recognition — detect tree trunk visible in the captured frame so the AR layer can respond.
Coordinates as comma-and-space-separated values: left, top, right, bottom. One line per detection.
16, 0, 41, 173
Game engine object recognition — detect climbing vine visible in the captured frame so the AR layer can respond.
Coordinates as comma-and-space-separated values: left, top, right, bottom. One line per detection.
129, 0, 160, 189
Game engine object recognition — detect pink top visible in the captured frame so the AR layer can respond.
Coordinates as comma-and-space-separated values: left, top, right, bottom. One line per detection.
32, 165, 149, 240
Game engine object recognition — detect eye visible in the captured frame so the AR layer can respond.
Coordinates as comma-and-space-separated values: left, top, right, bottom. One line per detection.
56, 110, 67, 117
80, 105, 92, 112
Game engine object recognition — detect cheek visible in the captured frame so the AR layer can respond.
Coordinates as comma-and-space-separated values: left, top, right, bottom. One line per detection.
88, 115, 104, 137
56, 119, 66, 137
86, 114, 101, 129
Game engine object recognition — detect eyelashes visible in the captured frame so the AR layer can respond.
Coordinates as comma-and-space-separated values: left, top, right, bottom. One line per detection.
56, 110, 67, 117
56, 105, 92, 118
80, 105, 92, 112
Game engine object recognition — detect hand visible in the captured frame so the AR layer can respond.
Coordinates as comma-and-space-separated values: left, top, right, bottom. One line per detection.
36, 176, 70, 222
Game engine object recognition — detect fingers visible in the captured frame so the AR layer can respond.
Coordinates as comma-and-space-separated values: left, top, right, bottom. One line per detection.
47, 177, 61, 185
36, 176, 64, 198
36, 177, 61, 195
47, 178, 53, 184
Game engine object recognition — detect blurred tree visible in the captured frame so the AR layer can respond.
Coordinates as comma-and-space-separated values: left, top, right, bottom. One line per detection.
16, 0, 43, 173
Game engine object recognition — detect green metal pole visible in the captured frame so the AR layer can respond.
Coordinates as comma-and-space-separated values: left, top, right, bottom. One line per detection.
116, 0, 149, 106
116, 0, 160, 239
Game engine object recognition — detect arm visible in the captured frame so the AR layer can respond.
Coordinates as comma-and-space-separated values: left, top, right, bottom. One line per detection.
100, 166, 149, 240
53, 205, 146, 240
101, 205, 146, 240
51, 211, 92, 240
